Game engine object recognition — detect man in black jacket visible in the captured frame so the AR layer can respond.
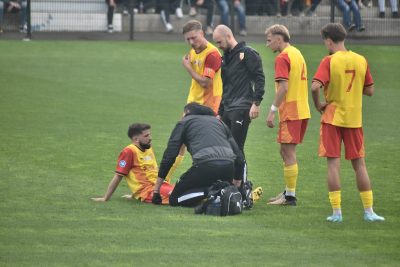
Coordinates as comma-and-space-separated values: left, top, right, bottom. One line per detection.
152, 102, 245, 207
212, 25, 265, 156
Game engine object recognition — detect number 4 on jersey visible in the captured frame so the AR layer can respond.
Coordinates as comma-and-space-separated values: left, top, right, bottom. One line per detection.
301, 63, 307, 80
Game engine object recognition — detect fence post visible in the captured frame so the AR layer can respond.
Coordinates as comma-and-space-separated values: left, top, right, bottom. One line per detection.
25, 0, 32, 40
330, 0, 335, 23
129, 0, 135, 40
229, 0, 235, 34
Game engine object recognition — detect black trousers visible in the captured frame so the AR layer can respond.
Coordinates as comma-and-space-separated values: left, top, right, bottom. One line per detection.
221, 109, 251, 155
169, 161, 234, 207
106, 0, 125, 25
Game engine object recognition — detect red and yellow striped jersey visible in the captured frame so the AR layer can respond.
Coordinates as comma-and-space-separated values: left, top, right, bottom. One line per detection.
275, 45, 311, 122
187, 42, 222, 114
313, 50, 374, 128
115, 144, 158, 202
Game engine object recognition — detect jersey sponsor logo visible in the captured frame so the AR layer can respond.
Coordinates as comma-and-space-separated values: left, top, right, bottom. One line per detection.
239, 52, 244, 61
119, 160, 126, 168
193, 59, 202, 67
143, 155, 152, 161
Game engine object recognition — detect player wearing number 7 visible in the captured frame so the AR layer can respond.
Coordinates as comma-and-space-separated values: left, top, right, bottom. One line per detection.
264, 24, 311, 206
311, 23, 384, 222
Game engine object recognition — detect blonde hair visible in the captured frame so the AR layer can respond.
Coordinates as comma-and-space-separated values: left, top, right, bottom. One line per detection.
182, 20, 203, 34
265, 24, 290, 42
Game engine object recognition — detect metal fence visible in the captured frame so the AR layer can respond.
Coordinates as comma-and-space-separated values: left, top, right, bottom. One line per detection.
1, 0, 399, 40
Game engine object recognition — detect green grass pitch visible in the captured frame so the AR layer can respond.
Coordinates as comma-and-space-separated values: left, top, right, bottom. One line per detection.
0, 40, 399, 266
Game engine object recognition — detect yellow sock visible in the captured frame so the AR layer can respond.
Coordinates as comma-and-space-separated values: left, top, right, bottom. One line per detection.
165, 155, 184, 183
360, 190, 373, 210
329, 191, 341, 210
284, 163, 298, 196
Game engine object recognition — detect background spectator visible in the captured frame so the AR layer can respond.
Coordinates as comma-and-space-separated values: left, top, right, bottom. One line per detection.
156, 0, 183, 33
378, 0, 398, 18
105, 0, 123, 33
290, 0, 305, 15
189, 0, 215, 35
306, 0, 321, 16
337, 0, 365, 32
215, 0, 247, 36
0, 0, 27, 33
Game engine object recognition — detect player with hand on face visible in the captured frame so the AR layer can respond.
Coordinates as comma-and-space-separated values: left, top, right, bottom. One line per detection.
181, 19, 223, 115
172, 20, 224, 175
92, 123, 174, 204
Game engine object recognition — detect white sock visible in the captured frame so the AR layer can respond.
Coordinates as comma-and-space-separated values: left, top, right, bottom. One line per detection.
364, 207, 373, 214
333, 208, 342, 216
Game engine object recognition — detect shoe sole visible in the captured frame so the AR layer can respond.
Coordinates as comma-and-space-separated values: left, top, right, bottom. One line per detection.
267, 199, 296, 206
267, 192, 284, 203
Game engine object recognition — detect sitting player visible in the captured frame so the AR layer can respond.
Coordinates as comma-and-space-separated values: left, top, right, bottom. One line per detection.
91, 123, 175, 204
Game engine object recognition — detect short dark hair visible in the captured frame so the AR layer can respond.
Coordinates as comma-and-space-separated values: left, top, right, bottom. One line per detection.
321, 23, 347, 43
182, 20, 202, 34
184, 102, 215, 116
127, 123, 151, 139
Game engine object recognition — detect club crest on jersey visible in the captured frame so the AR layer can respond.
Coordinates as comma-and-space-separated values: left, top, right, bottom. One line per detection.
239, 52, 245, 61
119, 160, 126, 168
205, 68, 213, 76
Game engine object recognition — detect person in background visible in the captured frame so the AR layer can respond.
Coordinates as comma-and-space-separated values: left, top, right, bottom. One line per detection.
105, 0, 121, 33
0, 0, 27, 33
157, 0, 183, 33
215, 0, 247, 36
305, 0, 322, 16
378, 0, 398, 18
336, 0, 365, 32
189, 0, 215, 35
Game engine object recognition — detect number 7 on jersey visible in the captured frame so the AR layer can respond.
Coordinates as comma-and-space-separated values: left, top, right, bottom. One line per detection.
345, 69, 356, 92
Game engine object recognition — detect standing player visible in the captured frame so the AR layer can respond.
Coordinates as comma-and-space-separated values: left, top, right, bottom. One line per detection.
311, 23, 384, 222
212, 24, 265, 155
92, 123, 173, 204
264, 24, 311, 206
182, 19, 223, 115
212, 25, 265, 206
171, 20, 224, 173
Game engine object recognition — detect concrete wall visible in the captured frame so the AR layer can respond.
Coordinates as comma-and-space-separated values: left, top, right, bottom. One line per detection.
2, 0, 399, 37
128, 13, 400, 37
